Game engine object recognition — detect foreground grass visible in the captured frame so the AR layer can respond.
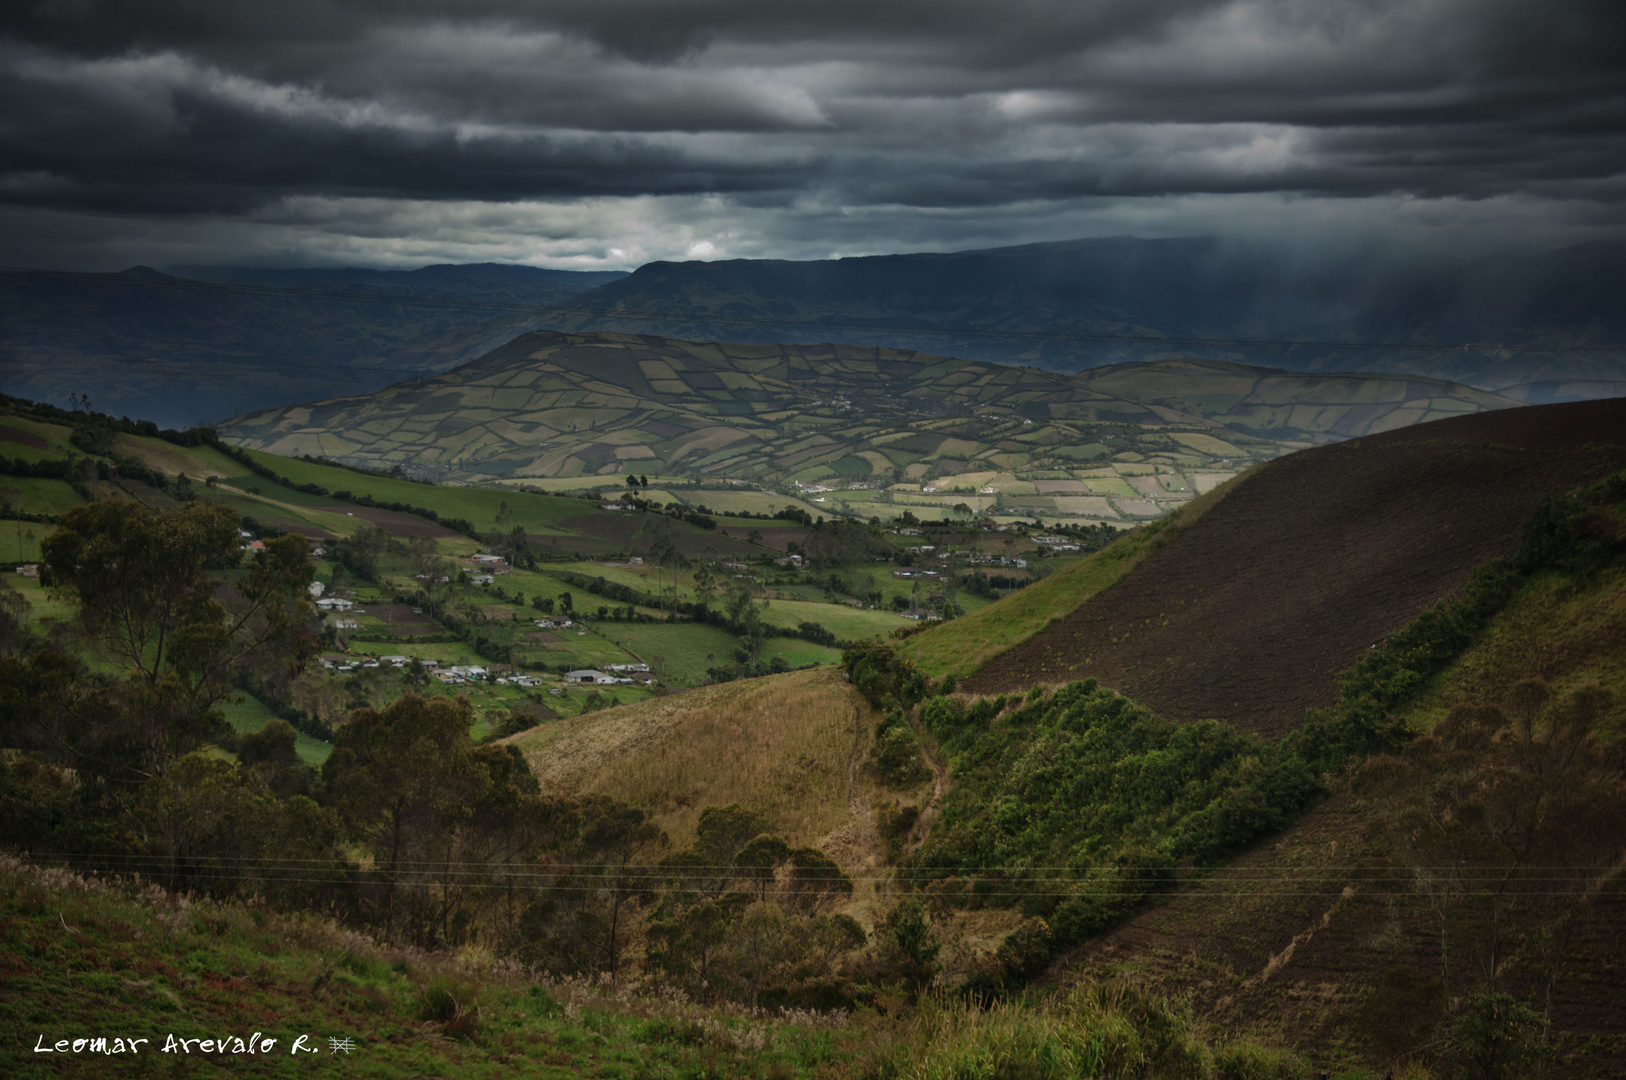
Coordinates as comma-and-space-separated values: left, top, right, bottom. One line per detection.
896, 476, 1245, 680
0, 854, 855, 1079
873, 983, 1355, 1080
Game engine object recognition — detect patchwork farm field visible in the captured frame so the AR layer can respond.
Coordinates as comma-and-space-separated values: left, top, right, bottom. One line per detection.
220, 332, 1517, 526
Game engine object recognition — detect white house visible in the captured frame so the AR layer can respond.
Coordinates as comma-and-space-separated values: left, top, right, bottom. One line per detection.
564, 669, 620, 685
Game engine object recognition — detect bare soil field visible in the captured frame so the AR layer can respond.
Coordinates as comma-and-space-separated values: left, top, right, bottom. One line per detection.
335, 505, 465, 539
544, 511, 759, 558
361, 603, 439, 636
0, 423, 48, 450
964, 400, 1626, 735
720, 524, 811, 551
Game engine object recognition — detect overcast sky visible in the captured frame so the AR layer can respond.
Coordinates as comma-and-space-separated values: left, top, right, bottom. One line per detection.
2, 0, 1622, 271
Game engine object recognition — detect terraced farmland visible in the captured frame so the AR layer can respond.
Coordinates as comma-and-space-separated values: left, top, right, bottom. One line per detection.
220, 332, 1517, 525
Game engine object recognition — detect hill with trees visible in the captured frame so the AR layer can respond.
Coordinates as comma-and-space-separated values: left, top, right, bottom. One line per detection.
4, 386, 1625, 1077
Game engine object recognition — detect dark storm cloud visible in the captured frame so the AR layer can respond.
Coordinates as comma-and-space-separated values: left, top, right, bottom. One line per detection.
1, 0, 1621, 266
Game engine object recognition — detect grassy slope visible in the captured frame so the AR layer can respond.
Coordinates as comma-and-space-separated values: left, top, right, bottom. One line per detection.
239, 449, 595, 534
757, 599, 908, 641
896, 475, 1244, 679
508, 668, 894, 857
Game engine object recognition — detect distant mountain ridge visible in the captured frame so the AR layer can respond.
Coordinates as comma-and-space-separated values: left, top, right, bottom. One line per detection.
4, 236, 1620, 430
0, 262, 626, 427
548, 237, 1626, 398
167, 262, 627, 292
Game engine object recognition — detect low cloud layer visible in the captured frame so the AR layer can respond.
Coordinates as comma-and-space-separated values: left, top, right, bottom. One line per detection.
3, 0, 1621, 269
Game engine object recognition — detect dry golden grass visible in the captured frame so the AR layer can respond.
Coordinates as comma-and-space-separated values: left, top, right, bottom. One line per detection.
508, 668, 883, 853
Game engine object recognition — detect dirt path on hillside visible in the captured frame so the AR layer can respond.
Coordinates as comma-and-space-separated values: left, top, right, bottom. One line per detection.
845, 704, 863, 818
907, 716, 948, 848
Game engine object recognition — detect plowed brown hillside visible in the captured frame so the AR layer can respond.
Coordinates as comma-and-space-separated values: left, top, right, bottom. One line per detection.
1064, 790, 1626, 1075
963, 398, 1626, 735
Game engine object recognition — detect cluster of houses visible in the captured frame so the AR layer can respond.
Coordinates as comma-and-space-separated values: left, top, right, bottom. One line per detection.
465, 553, 512, 587
954, 550, 1028, 568
435, 665, 491, 685
564, 663, 657, 686
313, 650, 658, 690
318, 653, 399, 673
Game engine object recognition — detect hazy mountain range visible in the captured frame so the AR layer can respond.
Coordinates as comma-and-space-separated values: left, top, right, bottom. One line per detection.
3, 237, 1622, 429
550, 237, 1626, 398
0, 263, 625, 427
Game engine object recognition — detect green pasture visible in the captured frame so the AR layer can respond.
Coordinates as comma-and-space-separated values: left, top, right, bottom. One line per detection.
596, 620, 742, 685
219, 470, 348, 506
674, 489, 828, 519
513, 623, 640, 670
0, 476, 82, 521
758, 597, 908, 641
237, 448, 599, 533
0, 413, 76, 461
553, 560, 665, 594
5, 573, 74, 632
220, 691, 332, 767
760, 636, 842, 669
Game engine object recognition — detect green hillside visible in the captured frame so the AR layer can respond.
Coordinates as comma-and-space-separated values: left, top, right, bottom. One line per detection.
6, 386, 1626, 1078
219, 331, 1516, 527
